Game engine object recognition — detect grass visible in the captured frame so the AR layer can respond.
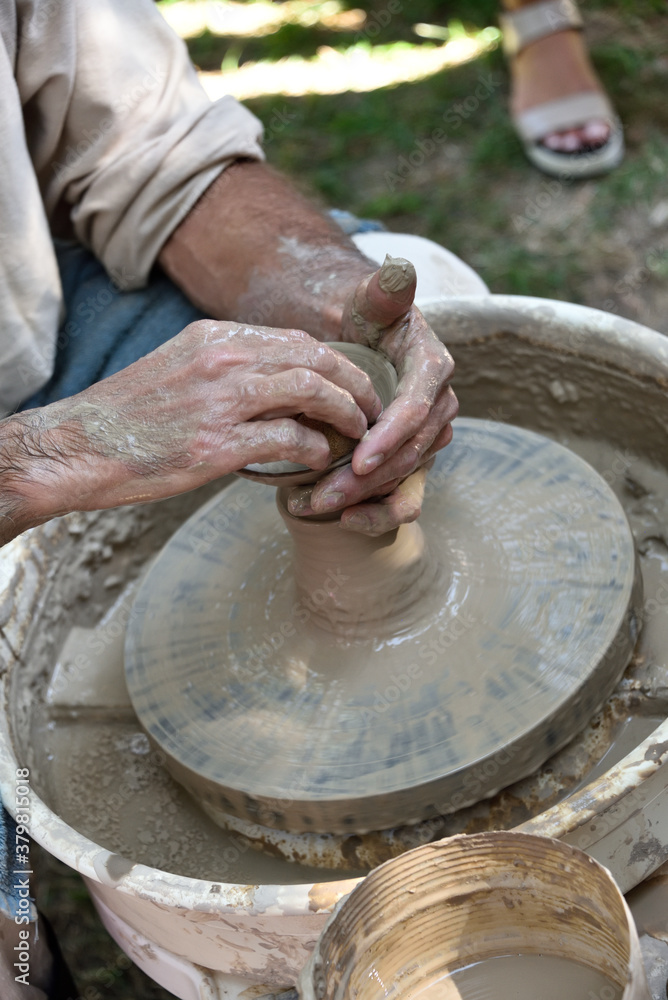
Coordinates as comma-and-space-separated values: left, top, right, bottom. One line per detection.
232, 6, 668, 317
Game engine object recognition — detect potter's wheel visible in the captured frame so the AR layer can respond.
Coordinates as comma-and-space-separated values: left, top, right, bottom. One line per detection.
125, 419, 641, 835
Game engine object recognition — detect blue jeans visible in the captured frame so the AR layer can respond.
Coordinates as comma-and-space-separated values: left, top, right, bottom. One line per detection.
20, 241, 205, 410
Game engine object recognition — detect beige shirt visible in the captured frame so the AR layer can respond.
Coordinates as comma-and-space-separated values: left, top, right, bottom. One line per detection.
0, 0, 264, 414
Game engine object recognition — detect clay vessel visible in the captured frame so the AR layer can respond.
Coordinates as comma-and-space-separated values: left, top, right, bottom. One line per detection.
238, 341, 398, 486
299, 830, 651, 999
275, 488, 439, 640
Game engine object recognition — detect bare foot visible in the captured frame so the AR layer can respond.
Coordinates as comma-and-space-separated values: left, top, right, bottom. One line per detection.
510, 27, 611, 152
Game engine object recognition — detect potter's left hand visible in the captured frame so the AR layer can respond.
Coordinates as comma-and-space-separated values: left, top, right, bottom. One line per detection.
288, 256, 458, 534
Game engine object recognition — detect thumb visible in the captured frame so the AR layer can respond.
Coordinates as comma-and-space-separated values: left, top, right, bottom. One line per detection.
342, 255, 417, 347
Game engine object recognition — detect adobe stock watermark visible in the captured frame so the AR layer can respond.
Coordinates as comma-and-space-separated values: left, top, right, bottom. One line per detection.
21, 0, 64, 35
48, 589, 144, 702
513, 177, 564, 233
13, 767, 33, 987
185, 103, 296, 227
406, 738, 528, 846
244, 566, 351, 674
186, 490, 254, 555
523, 448, 634, 558
358, 610, 476, 725
262, 105, 298, 146
66, 950, 133, 1000
600, 240, 668, 316
384, 73, 501, 191
512, 120, 624, 232
251, 774, 312, 830
98, 742, 167, 820
244, 278, 298, 327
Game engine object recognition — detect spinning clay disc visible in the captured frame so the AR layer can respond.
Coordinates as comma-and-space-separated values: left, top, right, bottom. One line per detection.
125, 420, 641, 835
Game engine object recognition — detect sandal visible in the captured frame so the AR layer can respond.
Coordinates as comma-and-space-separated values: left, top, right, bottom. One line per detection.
500, 0, 624, 178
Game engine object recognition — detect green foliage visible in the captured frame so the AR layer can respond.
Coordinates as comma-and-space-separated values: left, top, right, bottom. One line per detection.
593, 42, 649, 88
485, 245, 586, 300
591, 132, 668, 224
358, 191, 428, 216
209, 1, 668, 315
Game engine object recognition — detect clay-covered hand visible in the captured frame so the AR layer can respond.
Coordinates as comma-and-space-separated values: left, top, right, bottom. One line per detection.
288, 256, 458, 533
0, 321, 380, 540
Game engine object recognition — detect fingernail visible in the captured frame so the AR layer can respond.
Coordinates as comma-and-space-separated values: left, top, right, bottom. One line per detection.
361, 453, 384, 473
316, 490, 345, 511
342, 513, 370, 531
288, 487, 313, 515
289, 499, 314, 516
378, 255, 416, 294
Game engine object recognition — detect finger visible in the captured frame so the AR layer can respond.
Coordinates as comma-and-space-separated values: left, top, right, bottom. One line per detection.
351, 381, 458, 480
301, 340, 382, 424
352, 337, 456, 474
236, 369, 369, 440
238, 332, 383, 424
342, 256, 417, 349
286, 477, 403, 519
421, 421, 454, 461
340, 464, 432, 535
232, 417, 332, 472
308, 402, 455, 514
298, 432, 432, 517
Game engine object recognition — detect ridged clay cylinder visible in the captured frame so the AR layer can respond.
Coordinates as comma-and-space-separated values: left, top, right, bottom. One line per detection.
298, 830, 651, 1000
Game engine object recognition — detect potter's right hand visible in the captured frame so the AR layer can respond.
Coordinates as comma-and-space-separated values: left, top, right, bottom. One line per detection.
0, 320, 380, 545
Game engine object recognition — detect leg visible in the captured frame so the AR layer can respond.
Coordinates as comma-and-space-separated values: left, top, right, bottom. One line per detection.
504, 0, 610, 152
500, 0, 623, 176
20, 242, 205, 411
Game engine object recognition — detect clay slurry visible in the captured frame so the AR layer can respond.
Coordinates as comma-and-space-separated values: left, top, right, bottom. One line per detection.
410, 954, 622, 999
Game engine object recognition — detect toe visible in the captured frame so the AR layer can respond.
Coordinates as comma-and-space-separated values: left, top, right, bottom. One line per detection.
541, 119, 611, 154
582, 120, 611, 147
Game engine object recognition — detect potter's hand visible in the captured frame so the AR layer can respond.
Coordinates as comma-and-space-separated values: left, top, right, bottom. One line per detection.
0, 321, 380, 545
288, 256, 458, 534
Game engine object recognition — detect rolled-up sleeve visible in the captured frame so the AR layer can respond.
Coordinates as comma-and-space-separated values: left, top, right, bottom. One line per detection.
17, 0, 265, 288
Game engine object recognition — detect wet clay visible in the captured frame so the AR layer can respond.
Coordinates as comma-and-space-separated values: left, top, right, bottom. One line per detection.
124, 419, 639, 835
40, 718, 354, 885
406, 955, 623, 999
296, 415, 357, 461
275, 494, 439, 639
377, 254, 415, 295
240, 341, 397, 484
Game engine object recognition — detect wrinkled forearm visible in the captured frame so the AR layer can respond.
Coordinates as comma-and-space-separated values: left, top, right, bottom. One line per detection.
158, 161, 377, 339
0, 404, 124, 546
0, 412, 70, 546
